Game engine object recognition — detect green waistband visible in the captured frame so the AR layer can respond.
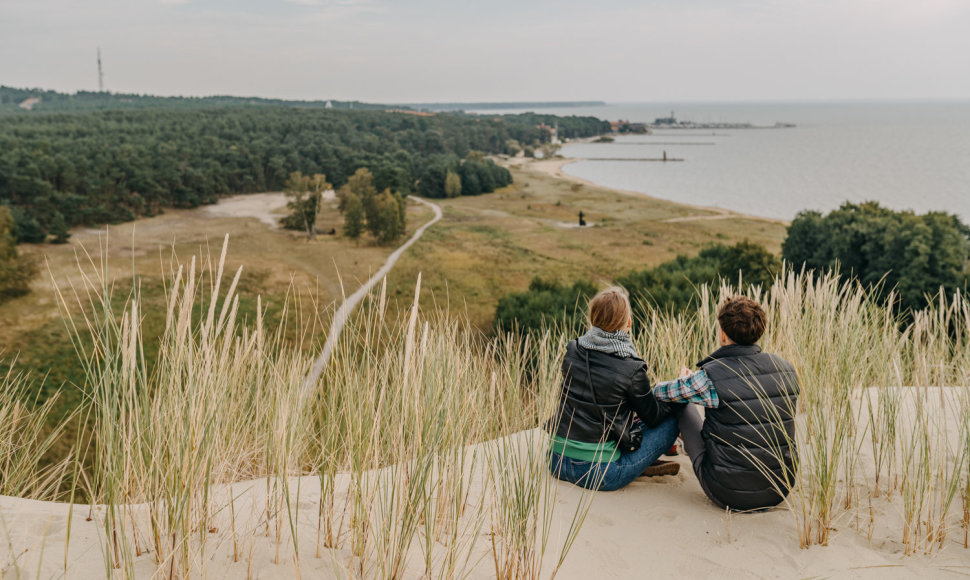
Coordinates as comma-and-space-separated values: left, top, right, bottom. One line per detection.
549, 434, 619, 463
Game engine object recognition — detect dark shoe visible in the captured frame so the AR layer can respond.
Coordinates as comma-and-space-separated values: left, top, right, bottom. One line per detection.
641, 460, 680, 477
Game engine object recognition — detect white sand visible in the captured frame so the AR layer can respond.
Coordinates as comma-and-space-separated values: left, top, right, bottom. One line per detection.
201, 192, 290, 229
4, 408, 970, 578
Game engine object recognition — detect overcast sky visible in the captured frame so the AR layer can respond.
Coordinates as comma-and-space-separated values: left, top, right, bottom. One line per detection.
2, 0, 969, 103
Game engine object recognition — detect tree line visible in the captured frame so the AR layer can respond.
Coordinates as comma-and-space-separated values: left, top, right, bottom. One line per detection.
782, 202, 970, 312
0, 103, 608, 244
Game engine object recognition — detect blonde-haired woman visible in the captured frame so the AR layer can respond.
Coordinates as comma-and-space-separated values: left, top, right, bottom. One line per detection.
548, 286, 679, 491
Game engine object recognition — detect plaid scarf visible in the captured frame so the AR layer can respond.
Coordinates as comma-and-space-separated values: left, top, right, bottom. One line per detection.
577, 327, 640, 359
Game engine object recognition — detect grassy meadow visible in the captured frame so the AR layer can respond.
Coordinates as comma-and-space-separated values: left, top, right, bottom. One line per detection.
388, 162, 787, 326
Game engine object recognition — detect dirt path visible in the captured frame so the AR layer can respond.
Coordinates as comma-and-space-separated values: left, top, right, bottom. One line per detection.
302, 196, 443, 394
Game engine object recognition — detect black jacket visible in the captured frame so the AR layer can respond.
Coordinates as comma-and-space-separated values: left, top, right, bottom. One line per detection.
697, 344, 800, 511
550, 340, 672, 449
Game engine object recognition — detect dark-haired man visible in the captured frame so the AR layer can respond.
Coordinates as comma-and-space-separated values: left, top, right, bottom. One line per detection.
653, 296, 800, 511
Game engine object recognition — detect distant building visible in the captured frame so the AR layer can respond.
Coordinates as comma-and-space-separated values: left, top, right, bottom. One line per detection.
325, 100, 333, 109
537, 122, 560, 142
18, 97, 41, 110
653, 111, 678, 125
610, 119, 649, 134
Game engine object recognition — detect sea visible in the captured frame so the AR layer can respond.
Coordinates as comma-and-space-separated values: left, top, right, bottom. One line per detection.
471, 102, 970, 222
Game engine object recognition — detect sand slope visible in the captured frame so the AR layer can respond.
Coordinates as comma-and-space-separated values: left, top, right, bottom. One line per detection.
3, 424, 970, 578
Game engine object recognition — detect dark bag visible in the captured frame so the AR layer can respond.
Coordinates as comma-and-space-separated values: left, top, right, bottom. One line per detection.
619, 420, 644, 453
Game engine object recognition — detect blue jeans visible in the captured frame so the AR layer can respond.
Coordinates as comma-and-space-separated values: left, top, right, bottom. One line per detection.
547, 416, 679, 491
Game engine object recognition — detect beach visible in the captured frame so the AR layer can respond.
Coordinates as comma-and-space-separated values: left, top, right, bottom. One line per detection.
526, 157, 788, 226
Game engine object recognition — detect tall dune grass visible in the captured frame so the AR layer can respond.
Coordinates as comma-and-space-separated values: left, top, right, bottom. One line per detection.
635, 269, 970, 553
40, 238, 594, 578
0, 367, 72, 500
5, 241, 970, 576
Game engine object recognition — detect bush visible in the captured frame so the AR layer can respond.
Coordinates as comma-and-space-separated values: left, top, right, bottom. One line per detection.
0, 206, 37, 301
494, 278, 596, 334
493, 242, 781, 332
618, 240, 780, 319
782, 202, 970, 311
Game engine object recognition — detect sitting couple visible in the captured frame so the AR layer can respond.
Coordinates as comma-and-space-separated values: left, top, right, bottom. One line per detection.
548, 287, 800, 512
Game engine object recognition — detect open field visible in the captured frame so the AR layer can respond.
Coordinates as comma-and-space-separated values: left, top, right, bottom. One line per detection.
0, 194, 433, 392
387, 160, 788, 326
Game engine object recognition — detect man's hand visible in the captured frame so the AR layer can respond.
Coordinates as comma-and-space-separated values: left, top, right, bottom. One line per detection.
679, 365, 692, 378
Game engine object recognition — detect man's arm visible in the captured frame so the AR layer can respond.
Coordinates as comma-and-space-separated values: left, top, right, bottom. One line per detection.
653, 369, 719, 408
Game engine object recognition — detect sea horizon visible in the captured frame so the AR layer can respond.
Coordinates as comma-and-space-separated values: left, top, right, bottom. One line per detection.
474, 101, 970, 223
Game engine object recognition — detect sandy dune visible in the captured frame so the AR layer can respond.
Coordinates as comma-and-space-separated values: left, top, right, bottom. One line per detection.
3, 416, 970, 579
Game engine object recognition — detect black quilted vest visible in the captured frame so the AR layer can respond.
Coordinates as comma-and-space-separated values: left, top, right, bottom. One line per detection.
698, 344, 800, 511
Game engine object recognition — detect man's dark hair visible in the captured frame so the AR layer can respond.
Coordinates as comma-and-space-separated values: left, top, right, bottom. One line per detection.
717, 296, 766, 345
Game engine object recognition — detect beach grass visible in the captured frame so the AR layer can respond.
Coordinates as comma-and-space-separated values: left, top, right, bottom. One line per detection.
4, 240, 970, 577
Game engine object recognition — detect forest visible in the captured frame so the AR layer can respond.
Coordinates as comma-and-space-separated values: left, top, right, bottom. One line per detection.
0, 86, 609, 244
0, 85, 389, 112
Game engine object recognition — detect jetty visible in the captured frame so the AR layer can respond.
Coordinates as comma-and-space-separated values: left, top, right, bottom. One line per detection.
648, 111, 795, 130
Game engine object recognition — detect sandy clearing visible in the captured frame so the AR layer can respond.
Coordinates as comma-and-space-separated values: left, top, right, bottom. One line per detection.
201, 192, 290, 229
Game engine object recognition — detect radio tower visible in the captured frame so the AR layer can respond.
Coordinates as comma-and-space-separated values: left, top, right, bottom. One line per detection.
97, 47, 104, 92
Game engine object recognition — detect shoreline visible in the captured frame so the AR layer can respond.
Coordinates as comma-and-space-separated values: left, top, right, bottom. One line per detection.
524, 155, 790, 226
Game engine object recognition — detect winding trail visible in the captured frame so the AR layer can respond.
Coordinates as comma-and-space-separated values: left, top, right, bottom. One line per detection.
301, 195, 443, 396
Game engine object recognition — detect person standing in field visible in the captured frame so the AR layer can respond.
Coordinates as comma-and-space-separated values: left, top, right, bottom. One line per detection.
654, 296, 800, 511
548, 287, 680, 491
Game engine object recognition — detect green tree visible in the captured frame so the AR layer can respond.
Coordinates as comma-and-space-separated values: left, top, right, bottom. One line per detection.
444, 170, 462, 198
0, 206, 36, 302
782, 202, 970, 311
10, 208, 45, 243
369, 189, 407, 244
494, 278, 597, 334
49, 212, 70, 244
281, 172, 330, 240
342, 192, 365, 242
417, 157, 454, 198
345, 168, 379, 224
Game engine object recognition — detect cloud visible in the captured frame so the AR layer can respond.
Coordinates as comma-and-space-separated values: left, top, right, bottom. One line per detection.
2, 0, 968, 101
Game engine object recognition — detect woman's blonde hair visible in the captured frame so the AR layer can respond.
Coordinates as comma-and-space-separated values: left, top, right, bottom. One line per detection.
588, 286, 632, 333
